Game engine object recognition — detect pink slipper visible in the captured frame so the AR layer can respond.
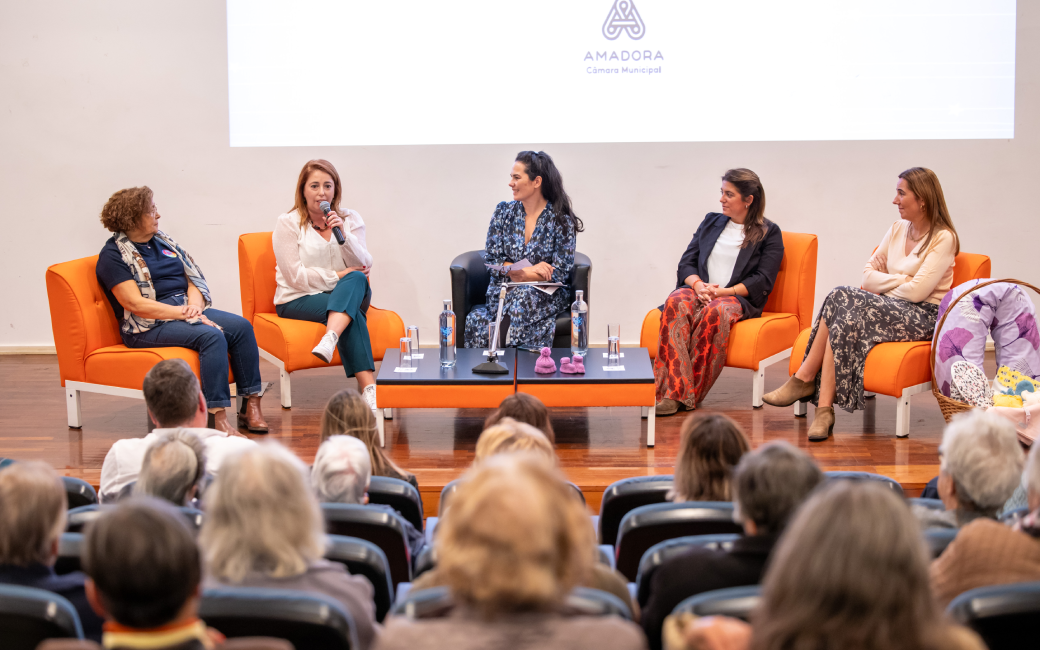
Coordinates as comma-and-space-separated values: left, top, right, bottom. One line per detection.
561, 355, 585, 374
559, 356, 575, 373
534, 347, 557, 374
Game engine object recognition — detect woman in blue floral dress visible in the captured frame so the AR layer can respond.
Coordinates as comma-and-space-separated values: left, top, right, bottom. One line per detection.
465, 151, 582, 350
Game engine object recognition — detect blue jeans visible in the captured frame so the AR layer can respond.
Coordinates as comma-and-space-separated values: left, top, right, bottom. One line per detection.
122, 299, 263, 408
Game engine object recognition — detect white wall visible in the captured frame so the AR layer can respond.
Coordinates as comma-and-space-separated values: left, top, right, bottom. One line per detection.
2, 1, 1038, 349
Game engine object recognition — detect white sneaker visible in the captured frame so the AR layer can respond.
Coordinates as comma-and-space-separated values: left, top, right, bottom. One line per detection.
362, 384, 378, 416
311, 331, 339, 363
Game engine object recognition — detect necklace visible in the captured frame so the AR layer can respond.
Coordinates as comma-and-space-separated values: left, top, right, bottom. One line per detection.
311, 218, 328, 232
907, 223, 925, 242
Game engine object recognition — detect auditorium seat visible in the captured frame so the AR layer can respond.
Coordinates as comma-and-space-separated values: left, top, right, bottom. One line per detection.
323, 535, 394, 623
449, 250, 592, 349
54, 533, 84, 575
392, 586, 633, 621
598, 476, 675, 546
65, 505, 203, 534
947, 581, 1040, 650
199, 587, 357, 650
908, 497, 946, 511
924, 527, 958, 559
0, 584, 83, 648
634, 534, 741, 608
238, 232, 405, 443
640, 232, 818, 408
670, 585, 761, 622
824, 470, 904, 496
785, 251, 991, 438
437, 477, 585, 517
614, 502, 743, 581
367, 476, 424, 531
320, 503, 412, 589
45, 255, 235, 429
62, 477, 98, 510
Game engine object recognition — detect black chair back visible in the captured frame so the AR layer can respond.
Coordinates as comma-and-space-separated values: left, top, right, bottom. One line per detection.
321, 503, 411, 587
392, 586, 632, 621
598, 475, 674, 546
324, 535, 393, 623
367, 476, 424, 531
66, 505, 203, 534
947, 581, 1040, 650
615, 502, 742, 581
0, 584, 83, 649
824, 471, 904, 496
54, 533, 84, 575
61, 477, 98, 510
923, 527, 958, 559
566, 587, 633, 620
908, 497, 945, 511
635, 534, 742, 607
413, 545, 437, 579
449, 249, 591, 348
439, 478, 584, 517
672, 585, 761, 622
200, 587, 358, 650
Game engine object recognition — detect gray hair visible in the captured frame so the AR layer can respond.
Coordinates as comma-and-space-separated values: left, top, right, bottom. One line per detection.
732, 441, 824, 535
1025, 440, 1040, 500
0, 462, 66, 566
135, 430, 206, 506
312, 436, 372, 504
939, 410, 1024, 516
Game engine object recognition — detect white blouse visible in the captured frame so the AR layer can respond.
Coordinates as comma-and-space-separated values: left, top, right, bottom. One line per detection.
272, 209, 374, 305
705, 219, 745, 287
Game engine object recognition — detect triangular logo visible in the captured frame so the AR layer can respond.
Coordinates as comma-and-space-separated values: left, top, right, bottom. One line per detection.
603, 0, 646, 40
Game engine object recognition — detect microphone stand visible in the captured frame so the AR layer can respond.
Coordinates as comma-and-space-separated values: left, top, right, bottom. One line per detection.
472, 286, 509, 374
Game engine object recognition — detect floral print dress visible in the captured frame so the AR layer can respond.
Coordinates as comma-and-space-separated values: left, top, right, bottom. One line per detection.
465, 201, 576, 349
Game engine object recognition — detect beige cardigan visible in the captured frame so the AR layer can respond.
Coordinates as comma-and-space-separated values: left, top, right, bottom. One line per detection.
861, 220, 956, 304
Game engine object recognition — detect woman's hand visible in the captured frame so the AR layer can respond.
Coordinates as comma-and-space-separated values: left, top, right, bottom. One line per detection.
529, 262, 554, 281
199, 314, 223, 331
695, 282, 717, 304
870, 252, 888, 273
337, 266, 368, 279
181, 303, 203, 319
325, 212, 345, 232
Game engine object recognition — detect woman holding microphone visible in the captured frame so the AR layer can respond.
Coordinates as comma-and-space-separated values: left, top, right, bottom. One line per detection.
273, 159, 377, 414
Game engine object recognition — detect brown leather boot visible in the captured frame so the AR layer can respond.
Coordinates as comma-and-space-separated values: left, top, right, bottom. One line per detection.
808, 406, 835, 441
238, 395, 269, 433
210, 409, 246, 437
762, 376, 816, 407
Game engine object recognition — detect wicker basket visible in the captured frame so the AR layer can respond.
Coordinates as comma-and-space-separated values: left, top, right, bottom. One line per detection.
931, 278, 1040, 422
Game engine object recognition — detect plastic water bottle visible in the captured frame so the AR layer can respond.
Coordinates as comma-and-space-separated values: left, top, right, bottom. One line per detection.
570, 290, 588, 358
440, 299, 456, 368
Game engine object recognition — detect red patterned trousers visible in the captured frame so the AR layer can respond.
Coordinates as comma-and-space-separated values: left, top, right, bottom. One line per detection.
654, 289, 743, 408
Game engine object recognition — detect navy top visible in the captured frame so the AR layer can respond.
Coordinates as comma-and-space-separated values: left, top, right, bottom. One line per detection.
674, 212, 784, 321
96, 235, 188, 321
0, 563, 105, 642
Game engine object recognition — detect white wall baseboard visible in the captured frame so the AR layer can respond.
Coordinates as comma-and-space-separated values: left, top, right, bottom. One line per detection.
0, 346, 57, 355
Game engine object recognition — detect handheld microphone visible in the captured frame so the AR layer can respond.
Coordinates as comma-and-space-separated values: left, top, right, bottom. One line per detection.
319, 201, 346, 245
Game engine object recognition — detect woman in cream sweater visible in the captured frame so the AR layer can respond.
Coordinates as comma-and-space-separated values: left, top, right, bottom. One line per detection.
763, 167, 959, 441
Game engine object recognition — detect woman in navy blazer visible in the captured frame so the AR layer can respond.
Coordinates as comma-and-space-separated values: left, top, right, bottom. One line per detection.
655, 169, 784, 415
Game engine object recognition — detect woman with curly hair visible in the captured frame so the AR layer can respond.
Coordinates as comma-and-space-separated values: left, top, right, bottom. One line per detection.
95, 186, 267, 434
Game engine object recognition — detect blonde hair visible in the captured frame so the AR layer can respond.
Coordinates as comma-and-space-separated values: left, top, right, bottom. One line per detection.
438, 454, 595, 617
320, 389, 415, 484
200, 443, 325, 583
0, 462, 66, 566
672, 413, 750, 502
292, 159, 343, 227
474, 418, 556, 464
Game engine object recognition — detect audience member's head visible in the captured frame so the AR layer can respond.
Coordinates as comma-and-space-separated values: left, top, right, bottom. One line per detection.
312, 435, 371, 504
134, 429, 207, 506
0, 462, 66, 567
438, 454, 594, 617
750, 481, 949, 650
732, 441, 823, 536
474, 417, 556, 464
143, 359, 205, 429
938, 410, 1024, 523
484, 393, 555, 444
672, 413, 750, 502
320, 388, 413, 482
82, 498, 201, 629
200, 442, 324, 583
1026, 441, 1040, 513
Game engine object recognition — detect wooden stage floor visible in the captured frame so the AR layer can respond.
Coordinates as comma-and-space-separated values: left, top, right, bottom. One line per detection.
0, 354, 947, 514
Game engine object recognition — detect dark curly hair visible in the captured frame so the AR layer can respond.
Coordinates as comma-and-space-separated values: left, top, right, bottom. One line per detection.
100, 186, 153, 233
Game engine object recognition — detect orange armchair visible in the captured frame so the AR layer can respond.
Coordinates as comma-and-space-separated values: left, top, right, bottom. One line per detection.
46, 255, 230, 428
786, 251, 991, 438
640, 232, 818, 408
238, 233, 404, 442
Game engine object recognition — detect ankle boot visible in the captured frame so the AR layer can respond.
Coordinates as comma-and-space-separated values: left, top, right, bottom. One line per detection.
655, 398, 682, 416
210, 409, 243, 437
238, 395, 268, 433
808, 406, 835, 441
762, 376, 816, 407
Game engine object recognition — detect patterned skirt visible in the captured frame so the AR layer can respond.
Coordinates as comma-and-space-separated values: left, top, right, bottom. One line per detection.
805, 286, 939, 412
654, 289, 743, 409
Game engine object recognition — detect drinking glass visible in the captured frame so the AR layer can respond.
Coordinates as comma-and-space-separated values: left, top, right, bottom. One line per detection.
407, 326, 420, 357
607, 323, 621, 365
399, 337, 413, 368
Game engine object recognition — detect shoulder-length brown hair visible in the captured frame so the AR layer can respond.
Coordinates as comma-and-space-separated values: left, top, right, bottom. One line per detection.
672, 413, 750, 502
750, 481, 958, 650
722, 168, 768, 249
319, 389, 415, 485
292, 159, 343, 227
484, 393, 555, 444
899, 167, 960, 257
